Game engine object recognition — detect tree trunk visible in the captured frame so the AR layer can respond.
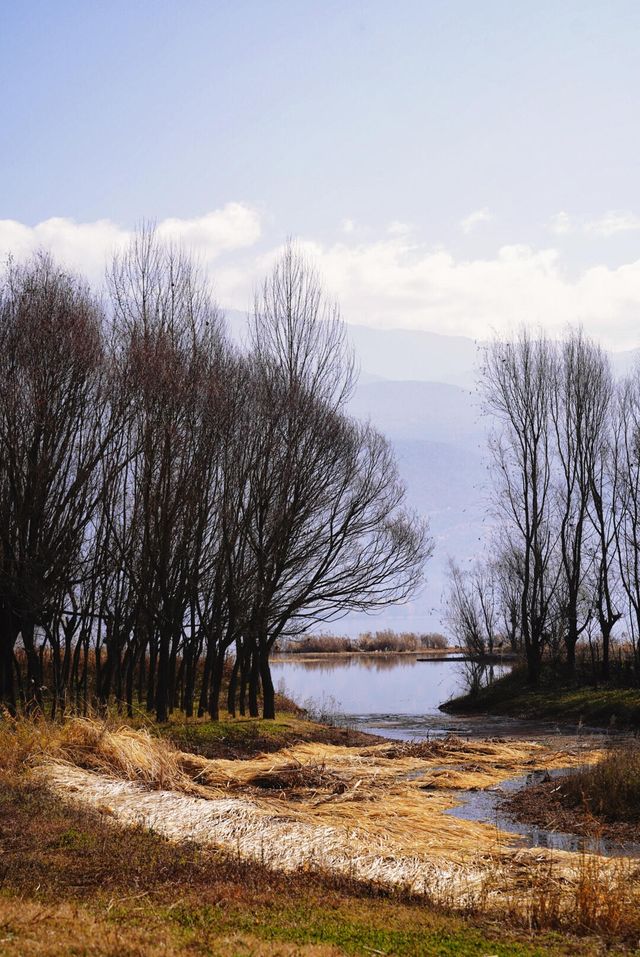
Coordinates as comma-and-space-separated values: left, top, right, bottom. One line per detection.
259, 642, 275, 719
155, 627, 170, 723
0, 604, 18, 715
208, 652, 225, 721
248, 650, 260, 718
227, 648, 240, 717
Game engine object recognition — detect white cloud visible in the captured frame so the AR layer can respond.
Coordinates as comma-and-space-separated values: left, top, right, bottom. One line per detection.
155, 204, 261, 256
0, 203, 262, 284
549, 209, 640, 238
584, 210, 640, 237
387, 220, 414, 236
5, 206, 640, 351
280, 234, 640, 351
460, 207, 491, 234
549, 211, 572, 235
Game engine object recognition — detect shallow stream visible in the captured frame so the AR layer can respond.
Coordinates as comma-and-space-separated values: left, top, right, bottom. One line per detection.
271, 653, 638, 857
447, 768, 640, 858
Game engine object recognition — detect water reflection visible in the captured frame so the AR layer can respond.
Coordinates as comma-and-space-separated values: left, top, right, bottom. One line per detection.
272, 654, 423, 673
271, 654, 511, 738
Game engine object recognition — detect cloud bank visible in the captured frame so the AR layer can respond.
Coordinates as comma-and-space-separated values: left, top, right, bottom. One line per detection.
291, 236, 640, 349
0, 203, 261, 285
3, 204, 640, 351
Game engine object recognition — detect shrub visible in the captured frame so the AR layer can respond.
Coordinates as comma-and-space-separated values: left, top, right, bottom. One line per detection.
280, 630, 449, 654
559, 742, 640, 823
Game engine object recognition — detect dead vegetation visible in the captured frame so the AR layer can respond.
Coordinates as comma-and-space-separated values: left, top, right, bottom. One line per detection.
3, 715, 640, 942
280, 629, 449, 655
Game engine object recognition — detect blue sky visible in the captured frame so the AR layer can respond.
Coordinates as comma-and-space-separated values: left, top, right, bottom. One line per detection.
2, 1, 640, 346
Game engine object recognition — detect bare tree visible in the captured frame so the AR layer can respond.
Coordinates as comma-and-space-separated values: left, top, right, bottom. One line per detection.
106, 228, 226, 721
582, 343, 621, 680
0, 254, 125, 713
241, 244, 431, 718
482, 330, 557, 684
612, 374, 640, 671
0, 238, 433, 722
549, 330, 610, 673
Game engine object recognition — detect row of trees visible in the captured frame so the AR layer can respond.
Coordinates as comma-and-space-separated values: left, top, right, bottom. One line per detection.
446, 328, 640, 687
0, 235, 430, 720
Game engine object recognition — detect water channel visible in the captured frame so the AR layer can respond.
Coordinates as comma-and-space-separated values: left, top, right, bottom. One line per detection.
271, 654, 640, 856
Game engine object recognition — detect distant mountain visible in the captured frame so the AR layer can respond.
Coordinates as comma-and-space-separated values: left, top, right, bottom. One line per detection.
226, 310, 480, 389
348, 380, 483, 445
228, 308, 640, 389
343, 380, 489, 636
341, 437, 488, 636
347, 324, 480, 388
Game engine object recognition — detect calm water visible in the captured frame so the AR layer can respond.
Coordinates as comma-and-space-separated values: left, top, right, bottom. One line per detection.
270, 654, 521, 739
447, 768, 640, 858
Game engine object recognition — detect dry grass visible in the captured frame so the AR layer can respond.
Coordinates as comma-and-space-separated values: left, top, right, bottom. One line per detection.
0, 712, 215, 795
0, 774, 613, 957
3, 714, 640, 940
280, 629, 449, 654
559, 740, 640, 823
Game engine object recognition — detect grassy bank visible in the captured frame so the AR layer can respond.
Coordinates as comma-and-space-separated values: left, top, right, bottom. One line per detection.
442, 667, 640, 729
504, 741, 640, 847
0, 714, 633, 956
0, 772, 615, 957
157, 711, 378, 758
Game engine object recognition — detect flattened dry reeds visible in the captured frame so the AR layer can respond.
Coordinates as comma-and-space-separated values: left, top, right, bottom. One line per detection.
53, 719, 201, 792
42, 761, 496, 899
5, 715, 638, 932
30, 721, 612, 897
0, 715, 220, 796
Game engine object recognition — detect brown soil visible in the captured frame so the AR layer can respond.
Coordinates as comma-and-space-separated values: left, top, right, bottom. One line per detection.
501, 779, 640, 847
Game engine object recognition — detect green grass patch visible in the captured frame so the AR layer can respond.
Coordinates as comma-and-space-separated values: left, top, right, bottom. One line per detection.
443, 668, 640, 729
153, 711, 374, 758
111, 894, 614, 957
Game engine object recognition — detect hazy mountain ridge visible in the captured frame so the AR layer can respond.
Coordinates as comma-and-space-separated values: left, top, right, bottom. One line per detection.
344, 383, 489, 635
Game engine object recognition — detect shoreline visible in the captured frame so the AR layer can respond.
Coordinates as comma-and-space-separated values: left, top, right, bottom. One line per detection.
442, 669, 640, 731
271, 648, 465, 662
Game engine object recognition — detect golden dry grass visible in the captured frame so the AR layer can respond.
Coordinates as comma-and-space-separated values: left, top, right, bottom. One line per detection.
3, 714, 640, 934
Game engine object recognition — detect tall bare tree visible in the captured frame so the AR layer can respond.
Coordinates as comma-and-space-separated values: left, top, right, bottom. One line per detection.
482, 330, 557, 683
0, 254, 124, 713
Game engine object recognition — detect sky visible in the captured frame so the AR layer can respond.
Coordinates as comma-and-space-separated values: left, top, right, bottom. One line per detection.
2, 0, 640, 348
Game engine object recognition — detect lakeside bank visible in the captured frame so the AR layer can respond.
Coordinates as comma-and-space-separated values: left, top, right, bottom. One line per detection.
442, 667, 640, 731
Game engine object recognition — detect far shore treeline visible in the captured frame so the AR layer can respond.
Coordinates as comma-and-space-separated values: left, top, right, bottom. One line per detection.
0, 234, 431, 721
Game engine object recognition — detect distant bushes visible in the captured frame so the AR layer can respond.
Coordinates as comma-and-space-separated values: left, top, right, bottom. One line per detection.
279, 629, 448, 654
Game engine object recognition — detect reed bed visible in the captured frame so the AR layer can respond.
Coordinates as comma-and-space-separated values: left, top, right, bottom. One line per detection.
2, 715, 638, 934
23, 718, 636, 921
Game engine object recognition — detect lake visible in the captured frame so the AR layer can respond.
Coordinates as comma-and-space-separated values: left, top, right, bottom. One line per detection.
270, 654, 523, 739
